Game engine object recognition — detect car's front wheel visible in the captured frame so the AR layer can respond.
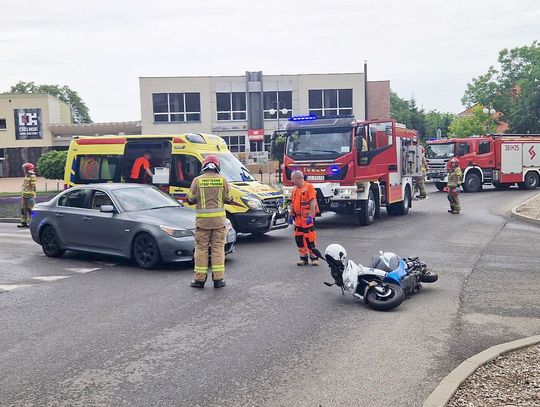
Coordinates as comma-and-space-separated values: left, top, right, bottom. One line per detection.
132, 233, 161, 269
40, 226, 65, 258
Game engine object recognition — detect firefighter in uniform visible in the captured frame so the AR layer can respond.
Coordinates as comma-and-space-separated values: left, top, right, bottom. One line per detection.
18, 162, 37, 228
289, 170, 319, 266
415, 147, 428, 199
447, 157, 462, 214
187, 155, 233, 288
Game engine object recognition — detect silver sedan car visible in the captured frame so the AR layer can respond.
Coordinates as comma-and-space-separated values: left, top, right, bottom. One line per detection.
29, 183, 236, 269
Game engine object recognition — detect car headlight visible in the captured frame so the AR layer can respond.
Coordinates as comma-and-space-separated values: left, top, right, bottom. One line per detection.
241, 197, 263, 210
160, 225, 194, 238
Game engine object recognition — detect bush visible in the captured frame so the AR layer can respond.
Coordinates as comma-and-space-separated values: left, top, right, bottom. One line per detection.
37, 150, 67, 180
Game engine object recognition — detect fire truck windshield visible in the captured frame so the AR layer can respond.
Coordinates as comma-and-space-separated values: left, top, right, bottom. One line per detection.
286, 127, 352, 159
426, 143, 455, 159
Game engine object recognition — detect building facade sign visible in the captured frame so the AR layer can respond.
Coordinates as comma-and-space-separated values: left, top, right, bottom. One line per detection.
14, 108, 43, 140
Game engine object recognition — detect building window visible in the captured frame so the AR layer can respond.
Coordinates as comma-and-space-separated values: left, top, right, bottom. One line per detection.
0, 118, 6, 130
0, 148, 4, 160
308, 89, 353, 117
263, 91, 292, 119
220, 135, 246, 153
152, 93, 201, 123
216, 92, 247, 121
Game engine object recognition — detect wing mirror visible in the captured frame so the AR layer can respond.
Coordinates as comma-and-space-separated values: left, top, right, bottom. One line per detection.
100, 205, 115, 213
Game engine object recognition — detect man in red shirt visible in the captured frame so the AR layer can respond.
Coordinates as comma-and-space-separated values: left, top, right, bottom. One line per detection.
130, 151, 154, 183
289, 170, 319, 266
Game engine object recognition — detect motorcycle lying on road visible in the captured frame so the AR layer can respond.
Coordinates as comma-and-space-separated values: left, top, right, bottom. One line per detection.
312, 245, 438, 311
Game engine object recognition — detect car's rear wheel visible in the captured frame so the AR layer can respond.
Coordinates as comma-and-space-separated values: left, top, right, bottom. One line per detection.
132, 233, 161, 269
40, 226, 65, 258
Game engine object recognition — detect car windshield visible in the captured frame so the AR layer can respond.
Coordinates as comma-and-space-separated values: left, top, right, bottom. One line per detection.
286, 127, 352, 159
203, 153, 256, 182
112, 187, 181, 212
426, 143, 455, 159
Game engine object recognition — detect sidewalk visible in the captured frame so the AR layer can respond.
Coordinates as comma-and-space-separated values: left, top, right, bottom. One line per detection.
424, 192, 540, 407
0, 177, 63, 194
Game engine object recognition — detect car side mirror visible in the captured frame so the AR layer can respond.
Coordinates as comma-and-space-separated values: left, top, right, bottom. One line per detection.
100, 205, 115, 213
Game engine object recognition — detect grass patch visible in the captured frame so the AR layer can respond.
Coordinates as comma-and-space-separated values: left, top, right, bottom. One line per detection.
0, 191, 61, 197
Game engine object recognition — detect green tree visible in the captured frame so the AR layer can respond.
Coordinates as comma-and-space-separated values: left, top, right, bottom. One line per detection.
7, 81, 92, 123
448, 106, 497, 138
425, 110, 455, 138
462, 41, 540, 133
390, 91, 413, 128
37, 150, 67, 180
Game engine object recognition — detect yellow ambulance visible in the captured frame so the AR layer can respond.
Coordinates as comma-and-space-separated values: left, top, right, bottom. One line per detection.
64, 133, 288, 234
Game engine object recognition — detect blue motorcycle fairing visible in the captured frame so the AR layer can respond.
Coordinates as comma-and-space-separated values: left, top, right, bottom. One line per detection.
384, 259, 408, 286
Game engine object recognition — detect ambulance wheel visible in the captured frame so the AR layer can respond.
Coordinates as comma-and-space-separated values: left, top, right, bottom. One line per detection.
518, 171, 539, 190
40, 226, 65, 258
435, 182, 446, 192
132, 233, 161, 269
359, 189, 376, 226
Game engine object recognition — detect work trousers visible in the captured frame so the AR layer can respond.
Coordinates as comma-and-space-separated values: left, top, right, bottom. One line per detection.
193, 226, 227, 282
447, 187, 461, 212
21, 197, 35, 225
415, 176, 426, 198
294, 225, 317, 260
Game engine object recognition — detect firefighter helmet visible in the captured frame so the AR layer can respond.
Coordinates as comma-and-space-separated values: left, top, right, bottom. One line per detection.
201, 155, 220, 173
449, 158, 459, 166
22, 162, 35, 172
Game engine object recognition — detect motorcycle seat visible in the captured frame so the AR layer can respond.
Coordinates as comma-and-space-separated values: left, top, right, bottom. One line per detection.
368, 255, 400, 273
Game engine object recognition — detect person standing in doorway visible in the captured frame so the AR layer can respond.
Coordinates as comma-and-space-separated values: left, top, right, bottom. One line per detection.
187, 155, 233, 288
289, 170, 319, 266
18, 162, 36, 228
130, 151, 154, 183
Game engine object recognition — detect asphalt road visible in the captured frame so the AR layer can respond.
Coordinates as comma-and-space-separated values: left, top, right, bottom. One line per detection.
1, 185, 539, 407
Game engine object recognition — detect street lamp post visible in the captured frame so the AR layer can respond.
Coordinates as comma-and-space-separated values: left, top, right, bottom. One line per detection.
269, 100, 288, 131
269, 100, 288, 185
483, 107, 496, 134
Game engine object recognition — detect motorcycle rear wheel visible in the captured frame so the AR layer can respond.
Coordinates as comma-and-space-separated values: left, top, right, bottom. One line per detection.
366, 283, 405, 311
420, 271, 438, 283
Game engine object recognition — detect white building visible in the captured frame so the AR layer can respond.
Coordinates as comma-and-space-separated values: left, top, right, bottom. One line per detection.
139, 71, 390, 153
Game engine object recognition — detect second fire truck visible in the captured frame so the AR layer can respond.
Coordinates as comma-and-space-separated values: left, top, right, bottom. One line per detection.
426, 135, 540, 192
274, 115, 422, 226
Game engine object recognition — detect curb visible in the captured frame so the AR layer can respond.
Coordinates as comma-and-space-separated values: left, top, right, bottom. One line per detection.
423, 335, 540, 407
0, 218, 21, 224
510, 192, 540, 225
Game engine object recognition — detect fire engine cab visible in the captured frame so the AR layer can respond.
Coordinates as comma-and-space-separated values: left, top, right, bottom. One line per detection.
275, 115, 421, 226
426, 135, 540, 192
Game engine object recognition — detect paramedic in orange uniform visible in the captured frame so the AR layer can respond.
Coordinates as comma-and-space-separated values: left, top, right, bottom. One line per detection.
289, 170, 319, 266
130, 151, 154, 183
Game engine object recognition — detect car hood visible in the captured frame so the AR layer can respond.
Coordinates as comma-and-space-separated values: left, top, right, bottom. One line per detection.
231, 181, 283, 199
127, 207, 195, 229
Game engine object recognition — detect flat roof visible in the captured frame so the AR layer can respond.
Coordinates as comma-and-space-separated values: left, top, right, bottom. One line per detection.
49, 121, 142, 136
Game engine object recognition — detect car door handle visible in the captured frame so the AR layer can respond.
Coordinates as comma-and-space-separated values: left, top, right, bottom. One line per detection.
83, 216, 92, 220
56, 213, 64, 217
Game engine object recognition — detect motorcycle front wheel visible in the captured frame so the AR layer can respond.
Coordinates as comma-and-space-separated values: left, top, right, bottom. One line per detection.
420, 271, 438, 283
366, 283, 405, 311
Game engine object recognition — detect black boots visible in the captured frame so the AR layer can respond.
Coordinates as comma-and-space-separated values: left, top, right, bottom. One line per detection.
190, 280, 205, 288
213, 280, 226, 288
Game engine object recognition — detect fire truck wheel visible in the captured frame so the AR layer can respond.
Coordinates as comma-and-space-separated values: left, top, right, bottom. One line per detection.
463, 172, 482, 193
387, 187, 411, 216
434, 182, 446, 192
518, 171, 539, 190
359, 189, 376, 226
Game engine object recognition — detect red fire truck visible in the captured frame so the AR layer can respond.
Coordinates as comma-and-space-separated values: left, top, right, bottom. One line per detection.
426, 135, 540, 192
275, 115, 421, 225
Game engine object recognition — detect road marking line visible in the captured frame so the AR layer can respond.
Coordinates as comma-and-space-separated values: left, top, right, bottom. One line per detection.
65, 267, 100, 274
32, 276, 70, 282
0, 284, 31, 292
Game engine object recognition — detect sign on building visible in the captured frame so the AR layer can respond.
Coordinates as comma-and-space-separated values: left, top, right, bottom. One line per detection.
14, 109, 43, 140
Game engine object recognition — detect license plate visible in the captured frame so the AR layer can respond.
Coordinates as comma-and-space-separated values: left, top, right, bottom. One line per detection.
275, 217, 286, 225
307, 175, 324, 181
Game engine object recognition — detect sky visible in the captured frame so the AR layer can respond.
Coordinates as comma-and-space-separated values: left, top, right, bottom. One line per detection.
1, 0, 539, 123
